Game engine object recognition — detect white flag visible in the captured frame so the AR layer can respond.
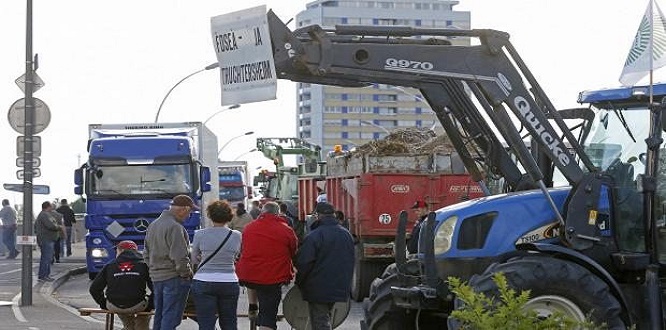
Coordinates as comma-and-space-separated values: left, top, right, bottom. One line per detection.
619, 0, 666, 86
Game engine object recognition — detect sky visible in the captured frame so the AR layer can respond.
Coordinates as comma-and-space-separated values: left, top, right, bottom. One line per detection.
0, 0, 660, 210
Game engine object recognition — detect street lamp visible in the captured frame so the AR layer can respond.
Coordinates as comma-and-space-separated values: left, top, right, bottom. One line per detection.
203, 104, 241, 126
154, 62, 220, 123
218, 131, 254, 158
360, 120, 391, 134
233, 148, 258, 161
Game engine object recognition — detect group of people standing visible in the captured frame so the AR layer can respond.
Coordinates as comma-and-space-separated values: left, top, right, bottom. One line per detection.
89, 194, 354, 330
32, 199, 77, 282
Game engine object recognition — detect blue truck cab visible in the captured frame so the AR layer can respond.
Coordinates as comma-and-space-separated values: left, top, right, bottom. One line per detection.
74, 122, 218, 279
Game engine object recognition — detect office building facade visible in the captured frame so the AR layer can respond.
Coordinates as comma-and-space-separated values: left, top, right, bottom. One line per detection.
295, 0, 470, 153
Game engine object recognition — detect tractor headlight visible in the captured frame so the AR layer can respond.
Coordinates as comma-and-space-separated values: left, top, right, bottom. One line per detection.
90, 248, 108, 259
434, 215, 458, 254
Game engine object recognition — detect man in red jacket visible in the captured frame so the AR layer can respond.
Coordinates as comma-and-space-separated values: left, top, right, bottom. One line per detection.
236, 201, 298, 330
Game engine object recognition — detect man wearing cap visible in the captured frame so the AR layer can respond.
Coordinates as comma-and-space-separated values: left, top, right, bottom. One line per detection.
90, 240, 153, 330
295, 202, 354, 330
407, 200, 429, 254
144, 194, 196, 330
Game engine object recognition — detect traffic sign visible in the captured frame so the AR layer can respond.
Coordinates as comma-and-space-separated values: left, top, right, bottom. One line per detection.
16, 168, 41, 180
16, 236, 37, 246
7, 97, 51, 134
16, 136, 41, 157
14, 72, 45, 94
16, 157, 40, 167
3, 183, 50, 194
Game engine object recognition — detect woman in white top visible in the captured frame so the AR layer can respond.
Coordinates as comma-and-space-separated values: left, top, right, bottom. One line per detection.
191, 200, 242, 330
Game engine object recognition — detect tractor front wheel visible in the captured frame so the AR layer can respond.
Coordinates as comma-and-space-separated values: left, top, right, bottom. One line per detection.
452, 256, 625, 329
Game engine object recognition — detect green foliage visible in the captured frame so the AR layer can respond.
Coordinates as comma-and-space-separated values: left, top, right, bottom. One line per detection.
448, 273, 605, 330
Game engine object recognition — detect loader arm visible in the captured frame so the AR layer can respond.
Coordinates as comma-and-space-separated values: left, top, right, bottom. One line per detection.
265, 10, 605, 249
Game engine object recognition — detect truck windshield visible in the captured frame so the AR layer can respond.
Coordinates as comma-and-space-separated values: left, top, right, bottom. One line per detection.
89, 164, 194, 197
220, 186, 246, 201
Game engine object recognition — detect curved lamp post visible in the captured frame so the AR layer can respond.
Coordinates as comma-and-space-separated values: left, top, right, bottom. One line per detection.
233, 148, 258, 161
360, 120, 391, 134
154, 62, 219, 123
203, 104, 241, 126
218, 131, 254, 158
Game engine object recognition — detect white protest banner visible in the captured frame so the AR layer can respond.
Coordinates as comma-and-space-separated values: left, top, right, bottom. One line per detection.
211, 5, 277, 105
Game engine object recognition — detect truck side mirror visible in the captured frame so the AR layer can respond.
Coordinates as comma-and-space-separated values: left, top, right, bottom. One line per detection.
74, 168, 83, 195
200, 166, 212, 192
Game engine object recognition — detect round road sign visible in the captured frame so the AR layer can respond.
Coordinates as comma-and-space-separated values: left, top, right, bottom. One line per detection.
7, 97, 51, 134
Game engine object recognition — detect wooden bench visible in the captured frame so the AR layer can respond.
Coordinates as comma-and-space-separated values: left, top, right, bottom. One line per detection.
79, 307, 199, 330
78, 307, 275, 330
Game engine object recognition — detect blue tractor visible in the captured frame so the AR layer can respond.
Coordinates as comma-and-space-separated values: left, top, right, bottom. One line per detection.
225, 9, 666, 329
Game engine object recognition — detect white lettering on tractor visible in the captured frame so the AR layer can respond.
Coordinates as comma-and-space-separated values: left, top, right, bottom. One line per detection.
514, 96, 570, 166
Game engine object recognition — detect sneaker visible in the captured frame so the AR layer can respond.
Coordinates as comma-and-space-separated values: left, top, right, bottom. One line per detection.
37, 277, 54, 282
45, 276, 55, 282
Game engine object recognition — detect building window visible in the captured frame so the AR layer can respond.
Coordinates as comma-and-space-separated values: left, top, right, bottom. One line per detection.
323, 17, 344, 26
324, 133, 337, 140
378, 2, 394, 9
342, 132, 348, 139
377, 107, 398, 115
377, 18, 397, 26
325, 93, 342, 100
323, 119, 342, 126
342, 119, 348, 126
377, 94, 397, 102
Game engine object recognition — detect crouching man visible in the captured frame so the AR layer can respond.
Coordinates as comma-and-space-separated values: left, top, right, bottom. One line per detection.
89, 240, 154, 330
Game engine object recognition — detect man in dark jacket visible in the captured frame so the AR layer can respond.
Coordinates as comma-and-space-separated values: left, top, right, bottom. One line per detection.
407, 200, 429, 254
90, 240, 153, 330
55, 199, 76, 257
295, 202, 354, 330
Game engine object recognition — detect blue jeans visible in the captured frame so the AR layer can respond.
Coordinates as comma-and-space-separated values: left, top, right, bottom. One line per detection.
152, 277, 191, 330
65, 226, 73, 255
38, 240, 54, 279
308, 302, 335, 330
242, 282, 283, 329
2, 225, 17, 256
191, 280, 239, 330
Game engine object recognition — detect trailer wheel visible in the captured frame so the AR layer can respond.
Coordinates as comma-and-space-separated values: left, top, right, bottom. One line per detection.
351, 245, 388, 301
449, 256, 625, 329
362, 262, 415, 330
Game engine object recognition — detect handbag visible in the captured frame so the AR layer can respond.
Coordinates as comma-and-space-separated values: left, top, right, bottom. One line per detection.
196, 230, 233, 272
185, 229, 233, 318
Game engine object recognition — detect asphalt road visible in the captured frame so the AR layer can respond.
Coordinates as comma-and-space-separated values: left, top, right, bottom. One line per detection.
55, 265, 366, 329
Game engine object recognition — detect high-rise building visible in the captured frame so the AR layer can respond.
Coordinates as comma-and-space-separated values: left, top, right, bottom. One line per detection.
295, 0, 470, 153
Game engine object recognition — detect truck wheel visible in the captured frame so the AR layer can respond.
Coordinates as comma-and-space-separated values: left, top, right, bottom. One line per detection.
351, 246, 387, 301
362, 259, 430, 330
450, 256, 625, 329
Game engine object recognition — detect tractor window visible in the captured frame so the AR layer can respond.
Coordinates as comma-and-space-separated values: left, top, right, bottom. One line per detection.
457, 212, 497, 250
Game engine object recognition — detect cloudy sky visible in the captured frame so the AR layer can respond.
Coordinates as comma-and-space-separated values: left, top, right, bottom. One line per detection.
0, 0, 658, 209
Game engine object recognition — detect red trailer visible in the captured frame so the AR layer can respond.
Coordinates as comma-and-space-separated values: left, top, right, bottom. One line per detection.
299, 151, 484, 301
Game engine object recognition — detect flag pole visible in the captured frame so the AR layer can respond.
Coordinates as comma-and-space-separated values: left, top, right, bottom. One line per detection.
650, 0, 655, 105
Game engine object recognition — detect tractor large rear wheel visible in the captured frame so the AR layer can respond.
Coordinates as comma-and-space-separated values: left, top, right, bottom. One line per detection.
361, 259, 437, 330
351, 245, 388, 301
451, 256, 625, 329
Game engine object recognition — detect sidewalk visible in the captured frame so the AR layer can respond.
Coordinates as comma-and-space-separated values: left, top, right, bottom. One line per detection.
3, 241, 100, 329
